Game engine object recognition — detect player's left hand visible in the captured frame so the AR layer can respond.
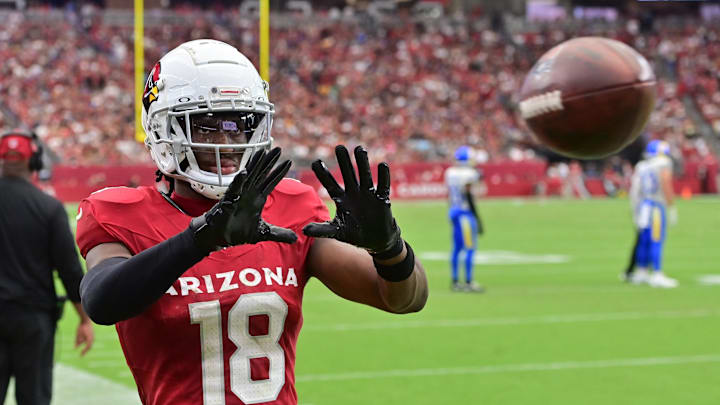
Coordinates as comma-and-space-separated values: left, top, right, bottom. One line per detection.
303, 145, 402, 255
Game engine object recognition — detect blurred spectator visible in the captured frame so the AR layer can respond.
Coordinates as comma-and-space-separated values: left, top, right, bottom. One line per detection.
0, 7, 716, 171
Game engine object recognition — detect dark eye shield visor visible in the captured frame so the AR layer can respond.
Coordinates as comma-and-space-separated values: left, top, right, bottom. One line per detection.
177, 111, 263, 145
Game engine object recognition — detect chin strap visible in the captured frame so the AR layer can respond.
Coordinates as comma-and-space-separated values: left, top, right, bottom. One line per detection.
158, 190, 190, 216
155, 169, 176, 195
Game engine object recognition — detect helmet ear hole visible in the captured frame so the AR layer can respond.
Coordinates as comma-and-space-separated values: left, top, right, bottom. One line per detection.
150, 143, 178, 174
164, 144, 179, 172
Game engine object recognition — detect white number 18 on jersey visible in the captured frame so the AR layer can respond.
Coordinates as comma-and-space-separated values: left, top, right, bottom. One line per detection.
189, 292, 288, 404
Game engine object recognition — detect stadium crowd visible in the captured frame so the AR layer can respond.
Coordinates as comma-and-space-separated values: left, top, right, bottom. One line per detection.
0, 5, 718, 172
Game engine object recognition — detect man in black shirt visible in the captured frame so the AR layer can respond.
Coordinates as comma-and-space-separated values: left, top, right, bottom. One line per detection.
0, 131, 94, 405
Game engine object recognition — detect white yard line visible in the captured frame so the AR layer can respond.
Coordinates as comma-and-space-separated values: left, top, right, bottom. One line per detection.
303, 285, 643, 303
5, 363, 140, 405
6, 344, 718, 403
419, 251, 571, 265
697, 275, 720, 286
296, 354, 720, 382
301, 309, 720, 332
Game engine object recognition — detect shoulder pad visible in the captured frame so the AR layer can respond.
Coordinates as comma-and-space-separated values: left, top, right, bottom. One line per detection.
87, 186, 150, 205
265, 178, 327, 227
659, 155, 672, 165
273, 178, 315, 196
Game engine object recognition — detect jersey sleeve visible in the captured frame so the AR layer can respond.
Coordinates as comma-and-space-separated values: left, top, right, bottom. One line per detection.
75, 187, 153, 257
462, 168, 479, 186
659, 156, 673, 171
75, 199, 122, 257
629, 169, 641, 209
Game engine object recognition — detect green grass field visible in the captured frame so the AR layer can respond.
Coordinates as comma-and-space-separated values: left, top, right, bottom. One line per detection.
38, 197, 720, 404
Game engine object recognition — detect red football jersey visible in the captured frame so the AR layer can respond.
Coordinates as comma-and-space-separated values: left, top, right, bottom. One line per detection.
76, 180, 329, 405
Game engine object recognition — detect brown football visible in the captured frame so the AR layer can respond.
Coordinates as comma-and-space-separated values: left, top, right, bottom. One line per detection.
518, 37, 656, 159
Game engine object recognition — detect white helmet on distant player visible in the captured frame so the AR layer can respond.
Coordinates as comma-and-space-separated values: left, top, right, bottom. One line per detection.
141, 39, 274, 199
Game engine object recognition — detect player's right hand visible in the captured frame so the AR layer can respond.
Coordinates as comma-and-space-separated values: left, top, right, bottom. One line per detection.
190, 147, 298, 253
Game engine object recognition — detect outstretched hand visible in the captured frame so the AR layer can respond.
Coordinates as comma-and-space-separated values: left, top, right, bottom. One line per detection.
303, 145, 401, 255
191, 147, 297, 253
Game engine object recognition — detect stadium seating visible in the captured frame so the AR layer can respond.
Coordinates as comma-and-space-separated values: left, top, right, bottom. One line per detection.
0, 6, 716, 178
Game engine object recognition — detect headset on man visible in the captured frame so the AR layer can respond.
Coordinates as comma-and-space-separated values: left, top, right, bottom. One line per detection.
0, 130, 45, 171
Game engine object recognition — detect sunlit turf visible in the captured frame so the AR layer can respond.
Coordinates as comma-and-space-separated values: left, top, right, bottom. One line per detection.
55, 197, 720, 404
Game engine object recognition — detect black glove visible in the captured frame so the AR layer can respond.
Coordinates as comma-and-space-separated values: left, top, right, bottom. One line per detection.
303, 145, 402, 256
190, 147, 298, 253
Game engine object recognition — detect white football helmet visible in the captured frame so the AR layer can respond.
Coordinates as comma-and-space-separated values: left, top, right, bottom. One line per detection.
142, 39, 274, 199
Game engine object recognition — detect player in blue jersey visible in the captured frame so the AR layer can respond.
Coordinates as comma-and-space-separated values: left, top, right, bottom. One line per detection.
444, 146, 484, 292
626, 140, 678, 288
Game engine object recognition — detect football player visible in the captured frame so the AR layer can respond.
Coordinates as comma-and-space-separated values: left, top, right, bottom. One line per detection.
444, 146, 484, 292
76, 39, 428, 405
626, 140, 678, 288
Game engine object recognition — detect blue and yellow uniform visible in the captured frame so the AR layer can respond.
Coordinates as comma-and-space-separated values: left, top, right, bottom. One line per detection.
630, 141, 673, 274
445, 146, 483, 291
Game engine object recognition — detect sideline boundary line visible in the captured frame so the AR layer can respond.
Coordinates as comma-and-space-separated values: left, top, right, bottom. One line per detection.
5, 363, 139, 405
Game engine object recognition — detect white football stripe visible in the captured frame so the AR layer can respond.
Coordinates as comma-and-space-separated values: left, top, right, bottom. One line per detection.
419, 250, 571, 265
296, 354, 720, 382
301, 309, 720, 332
697, 275, 720, 286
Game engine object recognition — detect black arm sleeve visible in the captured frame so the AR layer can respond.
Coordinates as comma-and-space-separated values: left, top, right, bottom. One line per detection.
79, 226, 207, 325
50, 204, 85, 302
464, 189, 483, 235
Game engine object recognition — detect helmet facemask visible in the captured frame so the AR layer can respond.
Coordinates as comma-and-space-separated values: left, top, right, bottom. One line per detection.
150, 97, 274, 200
179, 110, 267, 170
